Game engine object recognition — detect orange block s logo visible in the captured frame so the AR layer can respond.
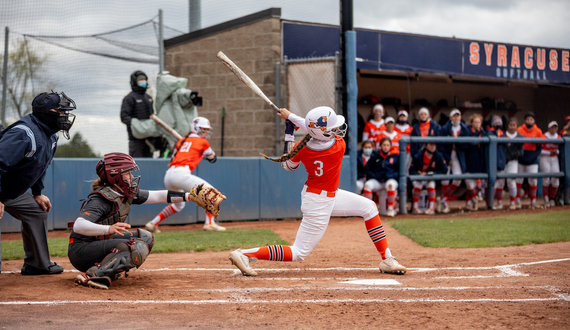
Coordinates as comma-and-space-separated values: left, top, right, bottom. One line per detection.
308, 116, 328, 131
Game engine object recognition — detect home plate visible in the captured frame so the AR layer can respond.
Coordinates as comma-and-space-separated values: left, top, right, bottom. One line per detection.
341, 279, 401, 285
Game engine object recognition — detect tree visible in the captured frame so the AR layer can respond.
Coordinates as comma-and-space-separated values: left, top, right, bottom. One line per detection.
1, 39, 55, 120
54, 132, 100, 158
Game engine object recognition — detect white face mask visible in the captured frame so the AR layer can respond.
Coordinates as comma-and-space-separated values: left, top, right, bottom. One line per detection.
451, 120, 460, 126
362, 148, 373, 156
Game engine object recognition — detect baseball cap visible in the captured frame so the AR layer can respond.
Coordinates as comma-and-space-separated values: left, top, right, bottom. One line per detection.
373, 104, 384, 114
418, 107, 429, 116
491, 116, 502, 126
32, 92, 61, 113
397, 110, 408, 117
450, 109, 461, 117
385, 117, 395, 124
548, 121, 558, 129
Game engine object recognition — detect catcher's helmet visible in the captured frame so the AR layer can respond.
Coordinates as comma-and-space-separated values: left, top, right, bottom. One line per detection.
96, 152, 140, 199
191, 117, 212, 139
305, 106, 346, 141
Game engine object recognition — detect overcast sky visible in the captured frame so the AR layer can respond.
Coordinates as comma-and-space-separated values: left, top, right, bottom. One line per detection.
1, 0, 569, 155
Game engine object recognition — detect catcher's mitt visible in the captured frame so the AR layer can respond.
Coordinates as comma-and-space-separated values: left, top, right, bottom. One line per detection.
188, 184, 226, 217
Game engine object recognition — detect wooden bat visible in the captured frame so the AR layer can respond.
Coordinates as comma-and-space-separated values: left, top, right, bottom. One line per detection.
150, 114, 182, 140
216, 51, 281, 113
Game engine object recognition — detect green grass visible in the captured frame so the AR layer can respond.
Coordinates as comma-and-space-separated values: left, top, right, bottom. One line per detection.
1, 228, 289, 261
386, 210, 570, 248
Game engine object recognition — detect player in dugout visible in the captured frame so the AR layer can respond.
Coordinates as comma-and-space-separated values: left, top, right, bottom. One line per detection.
516, 112, 543, 209
409, 142, 448, 215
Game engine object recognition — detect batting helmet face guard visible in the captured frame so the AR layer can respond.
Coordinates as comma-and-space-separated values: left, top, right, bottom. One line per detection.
32, 91, 76, 140
190, 117, 212, 139
96, 153, 140, 199
305, 106, 346, 141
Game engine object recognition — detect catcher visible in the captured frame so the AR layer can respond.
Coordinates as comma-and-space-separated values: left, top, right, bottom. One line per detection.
69, 152, 225, 290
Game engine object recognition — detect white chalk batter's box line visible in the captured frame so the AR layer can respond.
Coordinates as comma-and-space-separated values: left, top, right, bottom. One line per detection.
2, 258, 569, 279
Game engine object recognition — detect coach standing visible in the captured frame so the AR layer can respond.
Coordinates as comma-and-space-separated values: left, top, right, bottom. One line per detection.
0, 91, 76, 275
120, 70, 154, 157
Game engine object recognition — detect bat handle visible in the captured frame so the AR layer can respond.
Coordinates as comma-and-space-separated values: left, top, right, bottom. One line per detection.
270, 103, 281, 113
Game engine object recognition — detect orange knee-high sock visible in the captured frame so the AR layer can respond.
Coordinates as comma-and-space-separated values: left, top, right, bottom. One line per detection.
205, 211, 215, 225
412, 188, 421, 208
529, 186, 537, 203
242, 245, 293, 262
363, 189, 373, 200
365, 215, 389, 259
495, 188, 503, 202
550, 186, 559, 200
153, 204, 178, 225
516, 183, 522, 198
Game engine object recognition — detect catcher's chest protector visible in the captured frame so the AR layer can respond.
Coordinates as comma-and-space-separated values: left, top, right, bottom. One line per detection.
90, 187, 134, 226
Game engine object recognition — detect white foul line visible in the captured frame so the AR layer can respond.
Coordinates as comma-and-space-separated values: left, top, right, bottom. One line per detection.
0, 297, 563, 306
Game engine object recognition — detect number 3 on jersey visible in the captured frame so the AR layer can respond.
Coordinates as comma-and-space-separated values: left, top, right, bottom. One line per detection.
180, 141, 192, 153
314, 160, 324, 176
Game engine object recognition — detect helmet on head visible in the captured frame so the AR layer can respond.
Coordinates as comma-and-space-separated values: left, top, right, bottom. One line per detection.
304, 106, 346, 141
96, 152, 140, 199
190, 117, 212, 138
32, 91, 76, 140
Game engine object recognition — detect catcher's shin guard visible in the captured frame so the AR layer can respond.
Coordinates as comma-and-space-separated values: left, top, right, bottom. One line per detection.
87, 238, 151, 286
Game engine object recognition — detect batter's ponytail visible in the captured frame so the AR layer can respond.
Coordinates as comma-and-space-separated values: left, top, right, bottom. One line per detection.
260, 133, 312, 163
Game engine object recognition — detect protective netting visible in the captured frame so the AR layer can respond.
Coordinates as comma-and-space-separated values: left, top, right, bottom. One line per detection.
0, 1, 339, 156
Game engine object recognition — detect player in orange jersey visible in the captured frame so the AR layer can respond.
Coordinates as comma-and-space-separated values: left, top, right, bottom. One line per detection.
362, 104, 386, 141
145, 117, 226, 233
229, 106, 406, 276
394, 110, 413, 171
516, 112, 543, 209
374, 117, 401, 154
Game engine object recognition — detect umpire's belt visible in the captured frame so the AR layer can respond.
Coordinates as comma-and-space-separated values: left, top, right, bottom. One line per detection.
306, 187, 336, 198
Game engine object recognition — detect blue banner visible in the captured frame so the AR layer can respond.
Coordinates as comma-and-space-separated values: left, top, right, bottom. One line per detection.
282, 22, 570, 84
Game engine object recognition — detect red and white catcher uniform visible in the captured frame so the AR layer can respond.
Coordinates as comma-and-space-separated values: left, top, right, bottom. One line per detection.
229, 106, 406, 276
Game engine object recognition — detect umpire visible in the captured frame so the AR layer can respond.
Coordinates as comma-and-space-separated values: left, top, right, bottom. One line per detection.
0, 91, 76, 275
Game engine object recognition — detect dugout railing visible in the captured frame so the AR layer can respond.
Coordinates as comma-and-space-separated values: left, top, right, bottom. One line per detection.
398, 136, 570, 214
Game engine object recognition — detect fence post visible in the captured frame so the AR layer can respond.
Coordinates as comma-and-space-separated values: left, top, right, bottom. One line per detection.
487, 135, 497, 209
563, 136, 570, 205
399, 137, 409, 214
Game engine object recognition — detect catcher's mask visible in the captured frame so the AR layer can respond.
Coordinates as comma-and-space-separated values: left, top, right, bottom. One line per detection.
96, 152, 140, 198
32, 91, 77, 140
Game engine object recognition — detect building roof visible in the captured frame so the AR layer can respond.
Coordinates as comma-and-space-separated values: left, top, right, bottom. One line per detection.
165, 7, 281, 49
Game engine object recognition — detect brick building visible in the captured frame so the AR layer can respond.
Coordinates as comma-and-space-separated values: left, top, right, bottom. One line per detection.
165, 8, 284, 157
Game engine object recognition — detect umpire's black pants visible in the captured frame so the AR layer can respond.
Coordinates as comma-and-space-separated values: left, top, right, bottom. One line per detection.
1, 192, 52, 272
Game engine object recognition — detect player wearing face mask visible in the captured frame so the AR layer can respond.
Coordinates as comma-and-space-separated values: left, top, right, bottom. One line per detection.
357, 140, 377, 194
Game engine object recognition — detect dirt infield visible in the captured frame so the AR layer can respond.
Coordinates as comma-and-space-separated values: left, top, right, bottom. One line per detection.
1, 207, 569, 329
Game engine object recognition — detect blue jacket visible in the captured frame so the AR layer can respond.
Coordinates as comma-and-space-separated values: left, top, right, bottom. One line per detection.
438, 121, 470, 173
410, 120, 441, 159
409, 149, 448, 176
357, 149, 376, 180
366, 151, 399, 183
0, 114, 58, 201
465, 127, 486, 173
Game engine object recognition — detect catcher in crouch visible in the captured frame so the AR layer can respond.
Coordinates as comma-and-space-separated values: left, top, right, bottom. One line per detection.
70, 152, 225, 290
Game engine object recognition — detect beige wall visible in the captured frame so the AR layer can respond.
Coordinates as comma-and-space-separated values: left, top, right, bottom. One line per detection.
165, 17, 283, 156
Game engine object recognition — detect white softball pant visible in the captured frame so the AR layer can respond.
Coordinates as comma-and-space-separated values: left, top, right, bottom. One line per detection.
164, 166, 213, 212
516, 163, 538, 186
442, 150, 462, 187
363, 179, 398, 194
357, 177, 366, 194
412, 180, 436, 189
292, 186, 378, 262
540, 155, 560, 187
494, 160, 518, 192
